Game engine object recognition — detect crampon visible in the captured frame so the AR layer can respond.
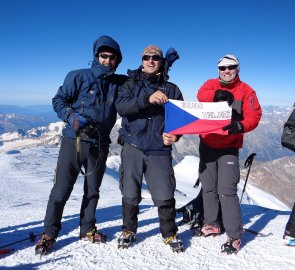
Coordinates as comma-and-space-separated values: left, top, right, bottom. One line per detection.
163, 234, 184, 253
35, 233, 56, 256
80, 227, 107, 244
221, 237, 241, 254
118, 230, 136, 249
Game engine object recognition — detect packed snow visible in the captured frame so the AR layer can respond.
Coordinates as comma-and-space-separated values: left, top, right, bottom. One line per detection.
0, 146, 294, 270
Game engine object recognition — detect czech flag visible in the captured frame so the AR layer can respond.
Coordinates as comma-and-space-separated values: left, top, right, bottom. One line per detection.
165, 100, 232, 135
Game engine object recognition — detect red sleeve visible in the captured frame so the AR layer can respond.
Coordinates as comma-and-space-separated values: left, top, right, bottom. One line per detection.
240, 87, 262, 133
197, 79, 216, 102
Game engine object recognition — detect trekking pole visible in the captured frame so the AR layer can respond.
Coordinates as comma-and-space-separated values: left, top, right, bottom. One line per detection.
0, 232, 38, 249
240, 153, 256, 205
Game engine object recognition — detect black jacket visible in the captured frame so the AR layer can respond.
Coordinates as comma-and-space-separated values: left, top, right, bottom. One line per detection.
116, 69, 183, 155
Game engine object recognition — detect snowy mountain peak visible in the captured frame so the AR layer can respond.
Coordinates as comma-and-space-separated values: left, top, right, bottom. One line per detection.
0, 122, 64, 153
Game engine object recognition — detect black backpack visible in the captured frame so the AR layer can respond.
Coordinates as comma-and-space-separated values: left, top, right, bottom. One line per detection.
281, 104, 295, 152
176, 189, 204, 226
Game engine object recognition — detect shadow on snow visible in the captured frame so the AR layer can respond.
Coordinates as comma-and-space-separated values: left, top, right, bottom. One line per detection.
0, 202, 290, 268
241, 204, 290, 247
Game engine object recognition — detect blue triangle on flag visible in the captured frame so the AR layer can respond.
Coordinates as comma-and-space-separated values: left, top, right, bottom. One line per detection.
165, 101, 199, 132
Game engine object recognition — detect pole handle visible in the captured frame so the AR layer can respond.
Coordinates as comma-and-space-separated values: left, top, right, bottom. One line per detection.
244, 153, 256, 168
240, 153, 256, 205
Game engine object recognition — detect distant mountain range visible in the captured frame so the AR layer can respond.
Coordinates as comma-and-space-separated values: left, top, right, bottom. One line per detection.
0, 104, 293, 162
242, 155, 295, 209
0, 104, 54, 114
0, 110, 295, 208
0, 104, 58, 134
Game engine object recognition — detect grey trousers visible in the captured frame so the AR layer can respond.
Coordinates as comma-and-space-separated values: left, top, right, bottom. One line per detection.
199, 142, 243, 239
119, 143, 176, 206
119, 143, 177, 238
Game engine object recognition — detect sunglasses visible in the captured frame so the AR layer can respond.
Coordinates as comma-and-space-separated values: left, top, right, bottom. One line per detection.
218, 65, 238, 71
142, 54, 162, 61
99, 53, 117, 61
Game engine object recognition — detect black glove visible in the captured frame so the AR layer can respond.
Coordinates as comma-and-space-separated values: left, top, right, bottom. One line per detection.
213, 90, 234, 106
222, 121, 244, 134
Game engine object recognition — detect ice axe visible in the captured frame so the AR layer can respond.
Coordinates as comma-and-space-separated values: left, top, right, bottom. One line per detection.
240, 153, 256, 205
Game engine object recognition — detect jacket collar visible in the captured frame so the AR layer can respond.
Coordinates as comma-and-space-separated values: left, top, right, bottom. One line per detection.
219, 75, 240, 89
91, 58, 114, 79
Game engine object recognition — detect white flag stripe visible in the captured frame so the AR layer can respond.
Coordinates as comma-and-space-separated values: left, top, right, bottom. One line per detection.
169, 99, 232, 120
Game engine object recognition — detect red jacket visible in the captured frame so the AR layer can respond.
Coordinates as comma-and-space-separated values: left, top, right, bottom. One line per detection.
197, 76, 262, 149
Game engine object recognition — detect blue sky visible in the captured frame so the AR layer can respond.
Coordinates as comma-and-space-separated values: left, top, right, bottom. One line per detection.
0, 0, 294, 106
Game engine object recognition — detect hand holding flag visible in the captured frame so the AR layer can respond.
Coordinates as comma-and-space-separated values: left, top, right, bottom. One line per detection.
149, 91, 168, 105
162, 133, 179, 145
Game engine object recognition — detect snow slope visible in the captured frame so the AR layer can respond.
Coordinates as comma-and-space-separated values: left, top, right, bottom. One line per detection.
0, 147, 294, 270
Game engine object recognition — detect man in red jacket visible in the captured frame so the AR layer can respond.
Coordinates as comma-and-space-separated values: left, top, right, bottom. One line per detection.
196, 54, 262, 254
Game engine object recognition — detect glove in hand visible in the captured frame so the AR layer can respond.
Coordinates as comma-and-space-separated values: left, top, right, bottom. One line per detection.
162, 48, 180, 81
68, 113, 88, 131
213, 90, 234, 106
222, 121, 244, 134
165, 47, 180, 67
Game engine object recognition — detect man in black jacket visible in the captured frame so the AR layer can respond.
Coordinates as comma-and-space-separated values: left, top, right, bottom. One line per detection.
115, 45, 184, 252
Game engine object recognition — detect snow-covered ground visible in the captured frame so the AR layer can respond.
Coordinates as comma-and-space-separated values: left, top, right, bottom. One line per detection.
0, 147, 294, 270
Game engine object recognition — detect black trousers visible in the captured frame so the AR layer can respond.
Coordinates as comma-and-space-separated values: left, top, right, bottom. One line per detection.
44, 137, 108, 238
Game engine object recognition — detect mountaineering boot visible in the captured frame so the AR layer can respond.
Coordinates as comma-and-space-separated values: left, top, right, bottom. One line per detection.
201, 224, 221, 237
80, 227, 107, 243
283, 234, 295, 246
35, 233, 56, 256
221, 237, 241, 254
118, 230, 136, 249
191, 221, 203, 237
163, 234, 184, 253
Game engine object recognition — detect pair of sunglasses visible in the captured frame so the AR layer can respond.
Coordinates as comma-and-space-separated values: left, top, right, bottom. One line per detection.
99, 53, 117, 61
142, 55, 162, 61
218, 65, 238, 71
